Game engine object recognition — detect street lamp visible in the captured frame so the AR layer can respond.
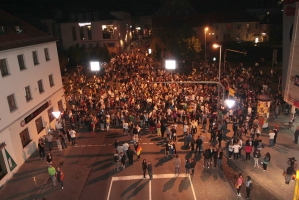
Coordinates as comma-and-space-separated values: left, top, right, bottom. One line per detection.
204, 27, 208, 61
223, 49, 247, 71
90, 61, 100, 74
225, 99, 235, 109
165, 60, 176, 70
213, 44, 222, 107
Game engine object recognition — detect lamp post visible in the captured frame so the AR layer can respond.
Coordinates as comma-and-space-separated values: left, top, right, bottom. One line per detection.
223, 49, 247, 71
213, 44, 222, 108
90, 61, 100, 75
204, 27, 208, 62
209, 32, 214, 43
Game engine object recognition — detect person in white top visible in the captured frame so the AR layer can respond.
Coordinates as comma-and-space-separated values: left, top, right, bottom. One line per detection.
123, 121, 129, 135
232, 142, 241, 160
69, 129, 76, 146
123, 142, 129, 156
183, 123, 189, 136
268, 130, 275, 147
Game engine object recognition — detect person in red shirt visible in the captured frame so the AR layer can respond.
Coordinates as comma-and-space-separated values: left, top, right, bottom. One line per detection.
244, 143, 252, 161
55, 167, 65, 189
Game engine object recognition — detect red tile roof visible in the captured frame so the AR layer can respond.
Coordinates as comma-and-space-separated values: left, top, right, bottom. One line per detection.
0, 10, 57, 51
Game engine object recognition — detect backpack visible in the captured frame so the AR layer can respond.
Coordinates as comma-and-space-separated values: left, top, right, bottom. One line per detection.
248, 183, 252, 190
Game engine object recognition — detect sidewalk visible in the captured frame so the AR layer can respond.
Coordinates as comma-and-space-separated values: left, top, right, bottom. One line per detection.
225, 112, 299, 200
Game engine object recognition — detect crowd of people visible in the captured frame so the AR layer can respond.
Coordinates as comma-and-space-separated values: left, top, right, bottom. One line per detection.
43, 43, 298, 197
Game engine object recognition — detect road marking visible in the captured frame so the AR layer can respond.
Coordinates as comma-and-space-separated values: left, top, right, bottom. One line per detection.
94, 145, 99, 146
87, 145, 92, 146
101, 144, 106, 146
81, 145, 86, 147
189, 173, 197, 200
74, 146, 80, 147
142, 143, 147, 144
149, 143, 154, 144
106, 177, 115, 200
149, 178, 152, 200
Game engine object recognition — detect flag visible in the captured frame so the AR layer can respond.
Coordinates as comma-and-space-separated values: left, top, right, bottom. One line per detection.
136, 146, 142, 155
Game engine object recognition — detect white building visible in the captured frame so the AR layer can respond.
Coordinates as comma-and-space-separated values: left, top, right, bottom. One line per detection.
0, 10, 64, 186
60, 11, 132, 54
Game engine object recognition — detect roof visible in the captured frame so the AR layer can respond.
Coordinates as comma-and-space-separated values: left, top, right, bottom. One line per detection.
0, 9, 56, 51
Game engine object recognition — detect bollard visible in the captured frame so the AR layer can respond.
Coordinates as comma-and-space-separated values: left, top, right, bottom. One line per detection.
33, 176, 37, 187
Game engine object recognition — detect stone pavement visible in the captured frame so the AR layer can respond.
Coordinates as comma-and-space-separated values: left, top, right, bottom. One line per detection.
224, 112, 299, 200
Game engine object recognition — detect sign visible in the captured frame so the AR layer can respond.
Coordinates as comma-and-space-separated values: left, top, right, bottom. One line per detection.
229, 88, 235, 96
20, 120, 25, 127
5, 148, 17, 171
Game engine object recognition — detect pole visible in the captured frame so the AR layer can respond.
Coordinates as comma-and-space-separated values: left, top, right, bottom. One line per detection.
224, 49, 227, 72
204, 30, 207, 62
223, 49, 247, 72
218, 46, 222, 108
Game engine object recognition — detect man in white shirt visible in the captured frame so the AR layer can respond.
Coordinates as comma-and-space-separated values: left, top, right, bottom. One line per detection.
123, 121, 129, 135
269, 130, 275, 147
69, 128, 76, 146
123, 141, 129, 157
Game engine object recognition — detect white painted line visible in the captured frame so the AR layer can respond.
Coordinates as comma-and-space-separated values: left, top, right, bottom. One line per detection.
149, 143, 154, 144
94, 145, 99, 146
149, 178, 152, 200
101, 144, 106, 146
106, 177, 115, 200
188, 174, 197, 200
87, 145, 92, 146
74, 146, 80, 147
81, 145, 86, 147
142, 143, 148, 144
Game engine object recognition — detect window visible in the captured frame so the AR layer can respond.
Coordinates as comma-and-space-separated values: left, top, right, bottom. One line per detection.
38, 80, 44, 93
93, 12, 98, 20
20, 128, 31, 148
80, 27, 84, 40
17, 54, 26, 70
32, 51, 39, 65
0, 26, 6, 34
48, 107, 55, 122
35, 116, 44, 134
58, 100, 64, 111
49, 74, 54, 87
87, 26, 92, 40
102, 25, 114, 39
85, 13, 91, 20
247, 24, 250, 29
0, 59, 9, 77
7, 94, 17, 111
44, 48, 50, 61
72, 26, 77, 41
0, 150, 7, 180
24, 86, 32, 101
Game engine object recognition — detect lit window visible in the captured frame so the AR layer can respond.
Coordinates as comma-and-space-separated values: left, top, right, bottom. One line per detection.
87, 26, 92, 40
102, 25, 114, 39
17, 54, 26, 70
0, 59, 9, 77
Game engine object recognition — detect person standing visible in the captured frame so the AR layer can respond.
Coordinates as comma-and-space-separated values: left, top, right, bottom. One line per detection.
38, 139, 45, 160
245, 176, 252, 199
245, 143, 252, 161
147, 161, 153, 180
120, 152, 126, 169
127, 147, 134, 165
46, 134, 53, 150
218, 149, 223, 170
58, 132, 67, 149
46, 152, 53, 166
195, 136, 202, 155
253, 149, 261, 168
235, 173, 244, 197
190, 158, 196, 175
262, 152, 271, 171
48, 164, 56, 186
135, 143, 142, 161
213, 148, 218, 168
55, 167, 65, 189
173, 154, 181, 175
113, 153, 119, 171
185, 158, 190, 175
190, 135, 195, 152
123, 141, 129, 157
273, 125, 279, 145
203, 148, 211, 169
268, 129, 275, 147
69, 128, 76, 146
285, 165, 295, 184
142, 159, 147, 179
294, 126, 299, 144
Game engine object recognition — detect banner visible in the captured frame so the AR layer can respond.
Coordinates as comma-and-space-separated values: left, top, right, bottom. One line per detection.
257, 101, 270, 128
5, 148, 17, 171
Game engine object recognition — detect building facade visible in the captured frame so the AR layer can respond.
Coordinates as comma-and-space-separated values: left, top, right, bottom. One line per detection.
0, 10, 64, 187
60, 11, 132, 54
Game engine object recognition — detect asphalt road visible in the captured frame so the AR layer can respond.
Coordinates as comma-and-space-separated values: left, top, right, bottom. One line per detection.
36, 123, 239, 200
